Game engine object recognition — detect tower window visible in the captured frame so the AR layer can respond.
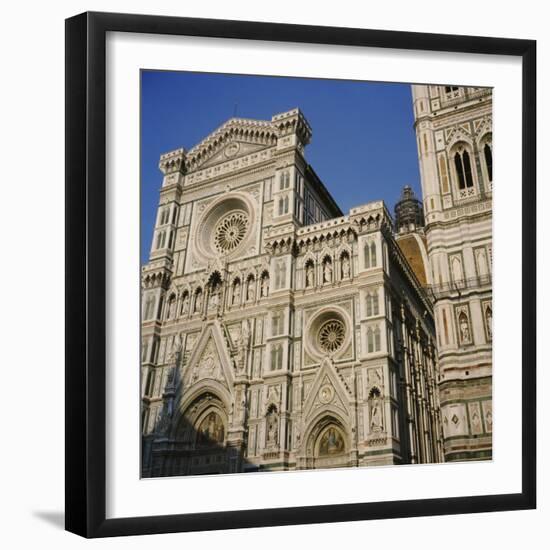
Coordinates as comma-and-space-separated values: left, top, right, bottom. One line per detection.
364, 241, 377, 269
279, 171, 290, 190
272, 310, 284, 335
367, 325, 382, 353
454, 149, 474, 189
370, 242, 377, 267
144, 295, 156, 320
366, 290, 379, 317
270, 344, 283, 370
364, 243, 370, 268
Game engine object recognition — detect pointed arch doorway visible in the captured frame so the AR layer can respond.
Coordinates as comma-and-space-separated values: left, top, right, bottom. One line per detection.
305, 416, 351, 470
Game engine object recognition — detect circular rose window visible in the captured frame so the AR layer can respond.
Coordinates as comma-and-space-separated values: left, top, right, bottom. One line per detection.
196, 195, 254, 259
213, 210, 249, 253
318, 319, 346, 353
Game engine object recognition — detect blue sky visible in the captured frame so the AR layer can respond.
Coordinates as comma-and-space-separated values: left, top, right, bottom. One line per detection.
141, 71, 421, 264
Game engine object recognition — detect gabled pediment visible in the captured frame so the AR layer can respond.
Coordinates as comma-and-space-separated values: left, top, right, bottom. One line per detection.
186, 117, 279, 173
183, 321, 234, 391
199, 140, 270, 170
302, 358, 352, 420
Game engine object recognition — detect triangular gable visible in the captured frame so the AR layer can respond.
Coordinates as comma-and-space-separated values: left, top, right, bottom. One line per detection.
302, 358, 352, 421
183, 321, 234, 391
199, 141, 269, 170
186, 118, 278, 172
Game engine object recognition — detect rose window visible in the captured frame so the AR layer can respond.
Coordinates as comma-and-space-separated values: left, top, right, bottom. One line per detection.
318, 319, 346, 353
213, 211, 249, 253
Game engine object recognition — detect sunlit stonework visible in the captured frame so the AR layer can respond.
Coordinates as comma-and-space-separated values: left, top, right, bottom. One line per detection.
141, 92, 492, 476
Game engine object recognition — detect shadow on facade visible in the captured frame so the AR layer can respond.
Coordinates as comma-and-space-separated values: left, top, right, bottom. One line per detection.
141, 415, 256, 478
141, 359, 256, 478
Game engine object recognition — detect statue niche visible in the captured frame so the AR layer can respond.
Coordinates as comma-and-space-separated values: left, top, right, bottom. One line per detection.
265, 404, 279, 448
368, 387, 384, 433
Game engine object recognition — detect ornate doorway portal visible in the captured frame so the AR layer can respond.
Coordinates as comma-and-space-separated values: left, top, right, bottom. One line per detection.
306, 417, 350, 470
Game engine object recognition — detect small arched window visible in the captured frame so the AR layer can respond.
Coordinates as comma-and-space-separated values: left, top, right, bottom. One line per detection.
144, 295, 156, 320
270, 344, 283, 370
275, 261, 286, 290
370, 242, 377, 267
368, 290, 379, 316
484, 142, 493, 183
374, 326, 381, 351
366, 293, 373, 317
367, 327, 374, 353
160, 208, 170, 225
283, 196, 289, 214
364, 241, 376, 269
454, 148, 474, 189
278, 198, 284, 216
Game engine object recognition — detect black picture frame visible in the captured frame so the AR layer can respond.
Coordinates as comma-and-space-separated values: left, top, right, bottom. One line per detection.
65, 11, 536, 538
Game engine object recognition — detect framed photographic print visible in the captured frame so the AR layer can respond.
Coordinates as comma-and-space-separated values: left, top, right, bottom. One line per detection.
65, 11, 536, 538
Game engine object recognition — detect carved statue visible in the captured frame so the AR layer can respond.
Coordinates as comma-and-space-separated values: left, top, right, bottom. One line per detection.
232, 281, 241, 305
323, 261, 333, 283
236, 319, 250, 373
306, 264, 314, 287
370, 397, 383, 432
341, 256, 350, 279
247, 278, 255, 301
168, 298, 176, 319
261, 276, 269, 297
195, 291, 203, 313
459, 313, 470, 343
181, 293, 189, 314
266, 411, 278, 446
209, 285, 219, 309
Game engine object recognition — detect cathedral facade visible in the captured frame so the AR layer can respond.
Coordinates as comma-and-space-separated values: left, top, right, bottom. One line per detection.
140, 92, 489, 477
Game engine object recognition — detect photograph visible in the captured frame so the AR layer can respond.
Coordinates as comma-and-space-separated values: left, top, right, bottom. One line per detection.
139, 72, 493, 477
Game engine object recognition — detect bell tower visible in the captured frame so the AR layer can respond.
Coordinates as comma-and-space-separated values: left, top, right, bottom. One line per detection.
412, 84, 493, 461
